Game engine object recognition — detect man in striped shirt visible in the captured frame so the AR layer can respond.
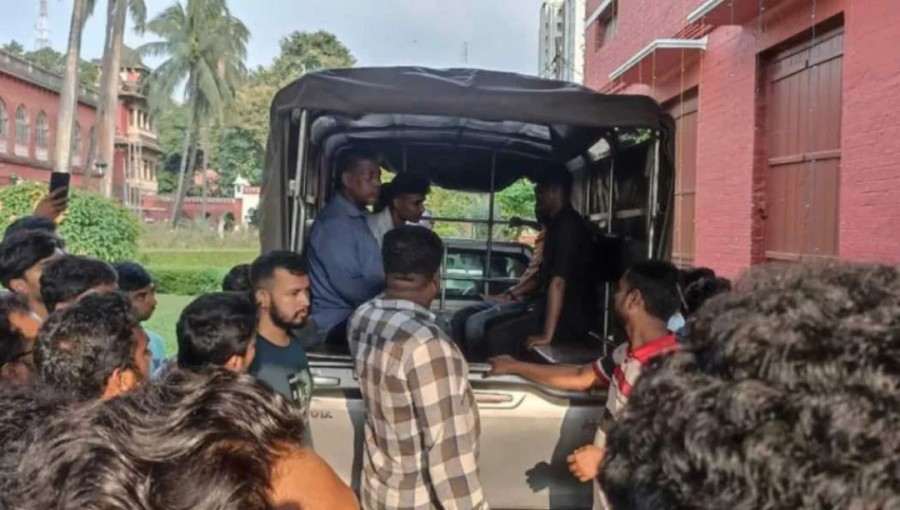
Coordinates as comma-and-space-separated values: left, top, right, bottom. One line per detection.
349, 226, 487, 510
488, 260, 681, 508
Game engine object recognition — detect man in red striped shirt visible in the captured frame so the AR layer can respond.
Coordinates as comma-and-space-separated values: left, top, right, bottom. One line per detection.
488, 260, 681, 507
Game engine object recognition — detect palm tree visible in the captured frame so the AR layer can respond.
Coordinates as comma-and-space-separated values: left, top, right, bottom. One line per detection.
140, 0, 248, 227
97, 0, 147, 197
53, 0, 97, 175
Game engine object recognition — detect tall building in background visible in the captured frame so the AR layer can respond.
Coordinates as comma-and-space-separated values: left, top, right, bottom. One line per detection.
562, 0, 585, 83
538, 0, 585, 83
538, 0, 564, 79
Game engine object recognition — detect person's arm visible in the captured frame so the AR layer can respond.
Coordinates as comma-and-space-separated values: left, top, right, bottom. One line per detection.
407, 341, 488, 510
33, 187, 68, 221
488, 355, 605, 392
310, 220, 384, 306
507, 271, 540, 300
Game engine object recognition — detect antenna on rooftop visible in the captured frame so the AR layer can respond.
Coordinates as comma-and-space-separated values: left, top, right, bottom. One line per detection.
36, 0, 51, 50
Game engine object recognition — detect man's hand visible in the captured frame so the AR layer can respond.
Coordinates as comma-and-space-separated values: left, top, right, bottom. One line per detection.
526, 334, 552, 350
486, 355, 519, 376
567, 445, 605, 483
482, 292, 511, 305
33, 187, 68, 221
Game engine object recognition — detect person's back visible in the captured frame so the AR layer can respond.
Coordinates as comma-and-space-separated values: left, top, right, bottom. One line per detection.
349, 226, 486, 510
308, 150, 385, 344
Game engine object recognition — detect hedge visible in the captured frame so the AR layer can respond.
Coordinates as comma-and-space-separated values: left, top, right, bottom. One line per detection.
148, 267, 228, 296
0, 181, 140, 262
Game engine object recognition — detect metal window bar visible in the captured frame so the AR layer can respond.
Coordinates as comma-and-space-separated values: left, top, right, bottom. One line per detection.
290, 110, 310, 253
485, 152, 497, 294
647, 133, 661, 259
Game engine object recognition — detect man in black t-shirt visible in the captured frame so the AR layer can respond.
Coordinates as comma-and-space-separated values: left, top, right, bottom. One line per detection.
523, 168, 592, 350
484, 169, 592, 356
250, 251, 313, 409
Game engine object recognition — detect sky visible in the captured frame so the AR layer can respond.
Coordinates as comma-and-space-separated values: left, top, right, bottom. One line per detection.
0, 0, 546, 75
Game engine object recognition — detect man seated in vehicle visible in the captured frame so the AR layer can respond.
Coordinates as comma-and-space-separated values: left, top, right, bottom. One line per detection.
367, 171, 432, 248
16, 369, 358, 510
35, 292, 151, 401
0, 294, 41, 387
222, 263, 252, 292
451, 208, 547, 356
488, 260, 681, 509
308, 149, 385, 346
486, 168, 593, 355
176, 292, 258, 373
250, 251, 313, 407
0, 229, 65, 320
349, 226, 487, 510
40, 255, 119, 314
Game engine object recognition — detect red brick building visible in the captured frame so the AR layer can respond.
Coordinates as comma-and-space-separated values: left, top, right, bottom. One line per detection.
0, 47, 160, 209
584, 0, 900, 276
0, 51, 98, 187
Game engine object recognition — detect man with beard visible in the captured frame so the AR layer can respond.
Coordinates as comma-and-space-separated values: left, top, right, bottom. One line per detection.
250, 251, 313, 406
487, 260, 680, 509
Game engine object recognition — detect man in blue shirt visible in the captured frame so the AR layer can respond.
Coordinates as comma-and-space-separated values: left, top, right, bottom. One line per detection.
308, 150, 385, 347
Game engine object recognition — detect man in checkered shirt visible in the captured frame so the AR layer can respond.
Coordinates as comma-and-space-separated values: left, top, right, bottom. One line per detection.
349, 226, 487, 510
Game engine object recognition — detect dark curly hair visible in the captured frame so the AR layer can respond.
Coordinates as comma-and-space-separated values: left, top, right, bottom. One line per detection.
0, 229, 63, 288
177, 292, 257, 369
16, 368, 306, 510
600, 262, 900, 510
222, 263, 252, 292
0, 293, 31, 367
40, 255, 118, 312
34, 292, 138, 400
0, 384, 72, 509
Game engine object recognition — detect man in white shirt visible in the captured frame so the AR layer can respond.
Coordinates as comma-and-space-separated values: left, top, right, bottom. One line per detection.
367, 172, 431, 248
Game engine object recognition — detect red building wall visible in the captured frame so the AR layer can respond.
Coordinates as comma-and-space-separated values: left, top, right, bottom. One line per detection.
140, 195, 244, 227
585, 0, 900, 276
0, 69, 96, 187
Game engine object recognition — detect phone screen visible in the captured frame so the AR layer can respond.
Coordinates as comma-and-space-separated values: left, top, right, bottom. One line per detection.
49, 172, 71, 198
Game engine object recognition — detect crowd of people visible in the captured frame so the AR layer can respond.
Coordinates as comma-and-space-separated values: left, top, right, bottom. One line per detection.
0, 153, 898, 510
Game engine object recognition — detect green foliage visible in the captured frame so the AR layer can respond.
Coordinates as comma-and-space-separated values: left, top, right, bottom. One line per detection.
156, 166, 178, 194
0, 182, 140, 262
271, 30, 356, 84
3, 43, 99, 91
139, 249, 255, 268
1, 40, 24, 55
139, 222, 258, 250
213, 127, 263, 192
148, 266, 226, 296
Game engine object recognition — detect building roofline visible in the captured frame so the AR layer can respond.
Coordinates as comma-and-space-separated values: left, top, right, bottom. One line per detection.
0, 50, 99, 107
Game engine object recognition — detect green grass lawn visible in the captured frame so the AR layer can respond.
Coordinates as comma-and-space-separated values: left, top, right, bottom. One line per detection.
145, 293, 195, 357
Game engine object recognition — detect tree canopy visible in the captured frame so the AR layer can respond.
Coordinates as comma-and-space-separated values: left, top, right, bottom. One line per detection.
1, 40, 99, 91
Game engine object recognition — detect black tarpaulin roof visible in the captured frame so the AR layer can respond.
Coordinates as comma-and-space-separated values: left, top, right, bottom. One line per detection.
261, 67, 674, 251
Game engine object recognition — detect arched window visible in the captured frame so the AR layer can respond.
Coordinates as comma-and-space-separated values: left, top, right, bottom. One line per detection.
36, 112, 49, 148
15, 106, 28, 143
0, 98, 8, 139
